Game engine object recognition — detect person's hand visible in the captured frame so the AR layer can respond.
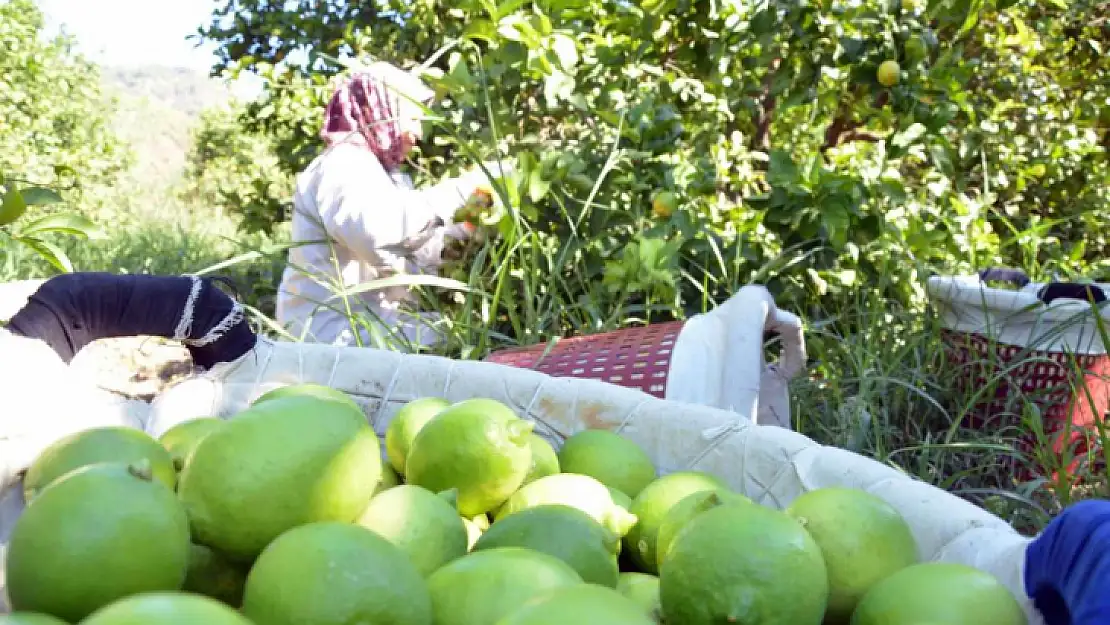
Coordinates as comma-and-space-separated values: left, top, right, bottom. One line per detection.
454, 183, 499, 227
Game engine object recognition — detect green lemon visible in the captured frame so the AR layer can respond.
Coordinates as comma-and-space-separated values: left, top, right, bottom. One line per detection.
426, 547, 582, 625
495, 584, 656, 625
787, 487, 918, 622
158, 417, 225, 474
357, 485, 469, 577
177, 394, 381, 561
495, 473, 638, 538
623, 471, 728, 574
23, 426, 177, 500
851, 563, 1025, 625
80, 592, 254, 625
406, 401, 534, 517
474, 504, 620, 587
386, 397, 451, 475
659, 504, 829, 625
557, 429, 656, 498
523, 434, 560, 485
241, 521, 432, 625
5, 462, 191, 622
251, 382, 363, 415
655, 489, 751, 570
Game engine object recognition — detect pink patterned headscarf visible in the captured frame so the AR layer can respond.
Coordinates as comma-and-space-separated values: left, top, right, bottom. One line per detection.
320, 64, 433, 171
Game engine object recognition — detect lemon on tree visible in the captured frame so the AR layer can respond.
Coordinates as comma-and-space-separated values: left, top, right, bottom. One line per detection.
495, 473, 638, 538
786, 487, 918, 622
877, 60, 901, 87
241, 521, 432, 625
80, 592, 254, 625
5, 462, 191, 622
495, 584, 657, 625
357, 485, 469, 577
386, 396, 451, 474
903, 36, 927, 64
406, 399, 534, 517
473, 504, 621, 587
851, 562, 1025, 625
23, 426, 177, 500
177, 394, 382, 562
426, 547, 582, 625
651, 191, 678, 219
659, 503, 829, 625
557, 429, 657, 498
624, 470, 728, 574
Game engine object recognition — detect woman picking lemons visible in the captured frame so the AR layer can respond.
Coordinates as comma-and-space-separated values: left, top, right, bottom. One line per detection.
275, 61, 511, 349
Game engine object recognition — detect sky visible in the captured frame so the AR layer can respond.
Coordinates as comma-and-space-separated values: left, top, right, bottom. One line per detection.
39, 0, 225, 71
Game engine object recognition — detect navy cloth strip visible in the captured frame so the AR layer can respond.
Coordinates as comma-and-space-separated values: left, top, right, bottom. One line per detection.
5, 272, 256, 369
1025, 499, 1110, 625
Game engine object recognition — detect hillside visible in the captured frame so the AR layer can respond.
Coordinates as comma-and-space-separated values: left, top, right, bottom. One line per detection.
100, 65, 233, 187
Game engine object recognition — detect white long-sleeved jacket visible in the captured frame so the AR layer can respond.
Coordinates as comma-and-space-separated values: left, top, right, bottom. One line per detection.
274, 143, 484, 348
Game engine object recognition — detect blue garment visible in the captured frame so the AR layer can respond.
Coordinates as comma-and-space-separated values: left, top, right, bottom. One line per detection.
1025, 499, 1110, 625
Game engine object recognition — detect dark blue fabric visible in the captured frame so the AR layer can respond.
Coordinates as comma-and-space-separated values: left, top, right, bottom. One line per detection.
1025, 499, 1110, 625
6, 272, 256, 369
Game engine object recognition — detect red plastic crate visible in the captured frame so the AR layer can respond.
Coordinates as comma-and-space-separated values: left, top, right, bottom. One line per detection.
941, 328, 1110, 482
484, 322, 685, 399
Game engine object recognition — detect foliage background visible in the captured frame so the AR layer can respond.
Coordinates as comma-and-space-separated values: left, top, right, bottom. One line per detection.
189, 0, 1110, 324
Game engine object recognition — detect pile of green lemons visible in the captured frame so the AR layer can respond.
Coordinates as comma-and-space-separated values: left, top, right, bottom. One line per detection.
2, 384, 1026, 625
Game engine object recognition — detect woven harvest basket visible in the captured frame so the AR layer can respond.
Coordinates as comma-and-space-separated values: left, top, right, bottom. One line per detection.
928, 270, 1110, 481
1, 331, 1089, 622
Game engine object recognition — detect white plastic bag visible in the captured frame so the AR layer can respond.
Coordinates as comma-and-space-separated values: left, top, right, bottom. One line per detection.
665, 285, 806, 427
927, 272, 1110, 354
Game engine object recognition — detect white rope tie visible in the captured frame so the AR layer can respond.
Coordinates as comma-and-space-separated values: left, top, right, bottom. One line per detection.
173, 276, 203, 341
174, 275, 246, 348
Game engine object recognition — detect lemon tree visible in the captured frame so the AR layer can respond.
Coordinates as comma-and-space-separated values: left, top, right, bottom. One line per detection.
193, 0, 1110, 324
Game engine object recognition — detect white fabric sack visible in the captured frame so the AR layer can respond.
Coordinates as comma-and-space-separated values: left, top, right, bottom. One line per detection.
927, 274, 1110, 354
134, 337, 1043, 622
665, 285, 805, 427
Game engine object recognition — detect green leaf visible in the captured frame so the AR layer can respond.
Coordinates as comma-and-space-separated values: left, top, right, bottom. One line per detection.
528, 168, 552, 202
21, 186, 64, 207
16, 212, 104, 240
16, 236, 74, 273
0, 187, 27, 226
892, 123, 927, 148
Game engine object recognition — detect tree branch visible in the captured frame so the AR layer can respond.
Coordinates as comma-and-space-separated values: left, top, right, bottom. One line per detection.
752, 57, 782, 151
821, 90, 890, 153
